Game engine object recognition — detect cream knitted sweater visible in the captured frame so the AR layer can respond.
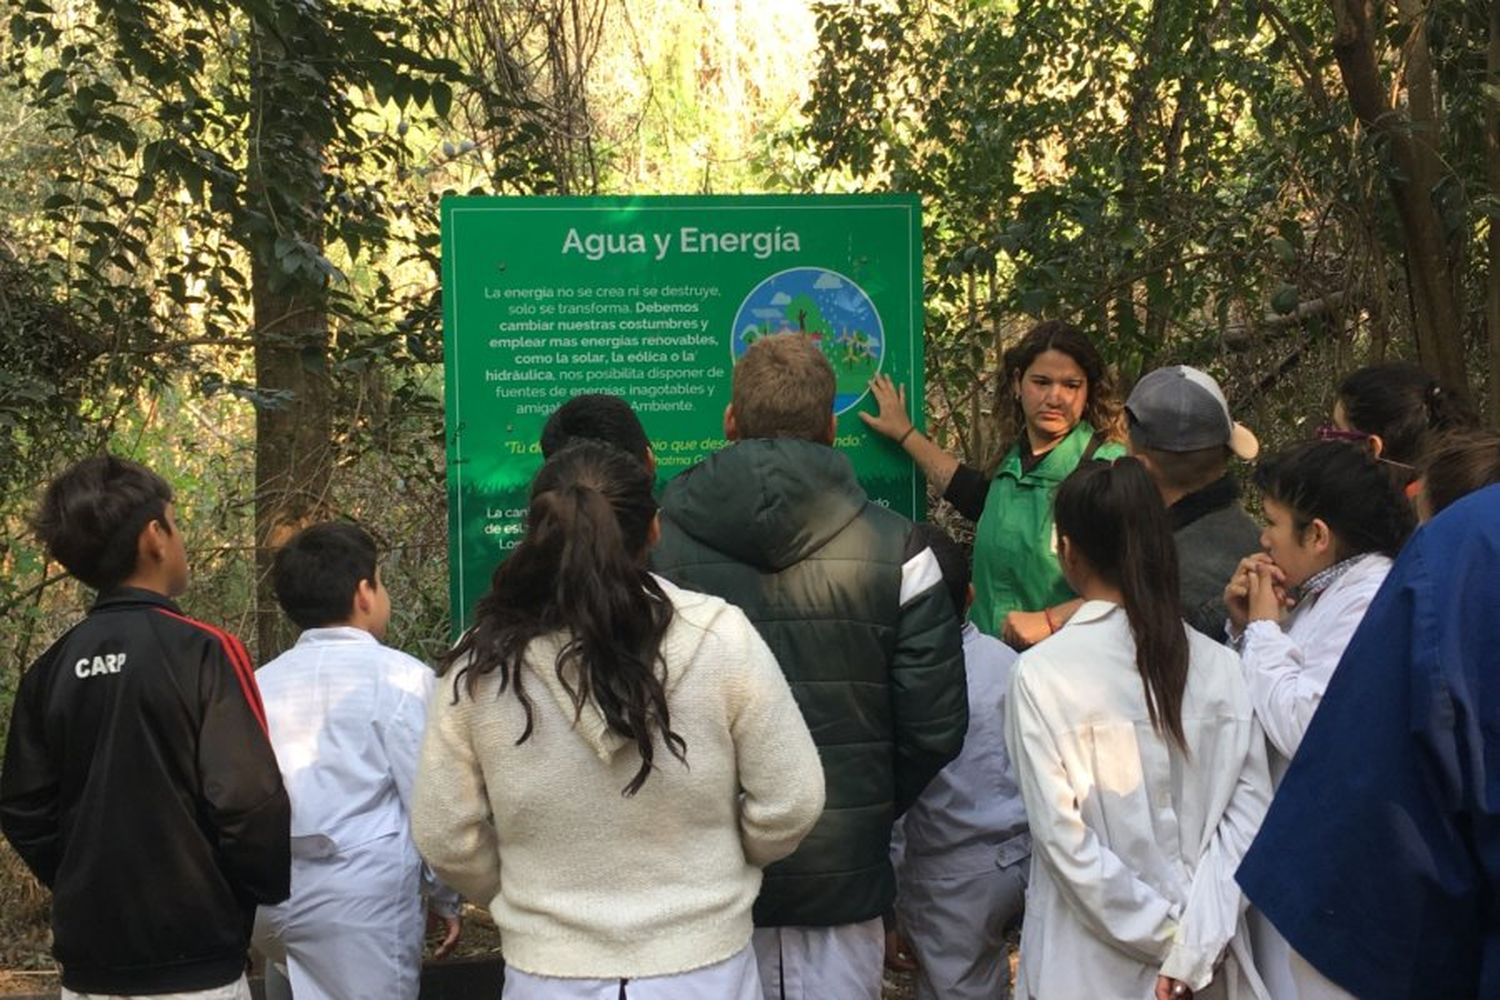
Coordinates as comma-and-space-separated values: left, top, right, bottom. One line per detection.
411, 579, 825, 979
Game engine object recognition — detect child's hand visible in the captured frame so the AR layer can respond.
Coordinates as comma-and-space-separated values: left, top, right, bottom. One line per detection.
1225, 554, 1280, 630
884, 927, 919, 973
1155, 975, 1192, 1000
1246, 562, 1291, 624
427, 908, 463, 960
859, 375, 914, 443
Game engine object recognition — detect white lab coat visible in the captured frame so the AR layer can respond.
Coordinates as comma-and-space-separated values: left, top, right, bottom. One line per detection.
1233, 553, 1392, 1000
252, 627, 457, 1000
1234, 553, 1393, 783
893, 623, 1028, 1000
1006, 601, 1273, 1000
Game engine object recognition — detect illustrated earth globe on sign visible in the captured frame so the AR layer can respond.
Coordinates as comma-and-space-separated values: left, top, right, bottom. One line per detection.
731, 267, 885, 416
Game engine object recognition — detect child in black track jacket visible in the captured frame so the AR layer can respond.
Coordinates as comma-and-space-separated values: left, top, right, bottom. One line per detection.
0, 455, 291, 998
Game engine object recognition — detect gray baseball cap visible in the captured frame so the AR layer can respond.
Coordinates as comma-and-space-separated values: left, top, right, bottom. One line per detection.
1126, 365, 1259, 459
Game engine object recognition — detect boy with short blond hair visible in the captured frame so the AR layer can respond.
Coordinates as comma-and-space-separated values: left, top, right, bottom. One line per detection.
653, 334, 967, 1000
728, 333, 838, 441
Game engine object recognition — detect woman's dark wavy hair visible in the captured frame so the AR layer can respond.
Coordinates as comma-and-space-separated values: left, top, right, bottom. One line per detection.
1337, 362, 1475, 478
1254, 441, 1414, 559
1054, 458, 1190, 752
441, 440, 683, 796
995, 320, 1126, 458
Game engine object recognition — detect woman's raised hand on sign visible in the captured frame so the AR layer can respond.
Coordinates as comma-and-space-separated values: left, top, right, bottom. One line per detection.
860, 373, 960, 494
860, 374, 913, 441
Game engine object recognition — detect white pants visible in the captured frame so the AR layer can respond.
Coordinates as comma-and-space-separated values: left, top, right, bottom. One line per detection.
752, 918, 884, 1000
898, 862, 1026, 1000
253, 833, 424, 1000
1286, 951, 1356, 1000
503, 944, 759, 999
1252, 908, 1353, 1000
62, 976, 252, 1000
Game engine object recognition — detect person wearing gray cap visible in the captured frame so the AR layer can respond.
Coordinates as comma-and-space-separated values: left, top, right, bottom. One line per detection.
1124, 365, 1262, 643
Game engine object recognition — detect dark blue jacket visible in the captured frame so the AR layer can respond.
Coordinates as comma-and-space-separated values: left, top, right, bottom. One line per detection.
1236, 484, 1500, 998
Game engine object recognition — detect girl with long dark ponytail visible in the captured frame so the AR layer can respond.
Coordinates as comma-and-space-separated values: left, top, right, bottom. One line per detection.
411, 440, 825, 998
1053, 456, 1191, 749
447, 441, 678, 795
1005, 458, 1272, 1000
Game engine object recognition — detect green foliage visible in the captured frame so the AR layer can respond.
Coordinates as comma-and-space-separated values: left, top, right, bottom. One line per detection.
799, 0, 1464, 461
0, 0, 569, 695
805, 0, 1500, 456
8, 0, 455, 340
0, 0, 581, 422
0, 252, 101, 467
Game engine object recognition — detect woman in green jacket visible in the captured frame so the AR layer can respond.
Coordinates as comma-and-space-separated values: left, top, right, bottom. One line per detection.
863, 321, 1125, 645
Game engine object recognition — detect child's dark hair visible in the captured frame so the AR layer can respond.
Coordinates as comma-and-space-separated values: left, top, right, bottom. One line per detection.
1254, 441, 1413, 559
442, 440, 682, 796
1054, 458, 1190, 752
33, 454, 175, 591
540, 394, 652, 467
1420, 432, 1500, 520
1336, 363, 1475, 475
912, 523, 969, 620
273, 521, 380, 630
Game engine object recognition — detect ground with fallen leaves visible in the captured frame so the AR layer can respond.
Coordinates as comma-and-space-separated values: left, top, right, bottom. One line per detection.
3, 841, 1013, 998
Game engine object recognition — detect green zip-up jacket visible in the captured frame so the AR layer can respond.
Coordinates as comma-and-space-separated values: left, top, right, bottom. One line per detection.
651, 438, 967, 929
948, 422, 1125, 636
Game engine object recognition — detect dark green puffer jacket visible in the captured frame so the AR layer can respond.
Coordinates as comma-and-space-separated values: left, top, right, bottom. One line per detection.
651, 438, 968, 928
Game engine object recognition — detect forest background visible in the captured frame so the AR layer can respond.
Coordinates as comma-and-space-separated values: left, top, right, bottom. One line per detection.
1, 0, 1498, 976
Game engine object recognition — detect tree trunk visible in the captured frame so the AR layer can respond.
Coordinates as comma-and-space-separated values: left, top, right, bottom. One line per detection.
1112, 1, 1170, 356
1326, 0, 1472, 405
251, 282, 331, 658
1487, 0, 1500, 424
248, 14, 333, 658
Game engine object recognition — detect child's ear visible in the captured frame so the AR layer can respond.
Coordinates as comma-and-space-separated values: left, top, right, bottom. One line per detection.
1057, 534, 1078, 576
723, 404, 740, 442
1307, 517, 1334, 555
138, 518, 168, 564
353, 577, 377, 614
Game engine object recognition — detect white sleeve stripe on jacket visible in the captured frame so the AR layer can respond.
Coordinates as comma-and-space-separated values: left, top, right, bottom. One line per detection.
899, 547, 944, 608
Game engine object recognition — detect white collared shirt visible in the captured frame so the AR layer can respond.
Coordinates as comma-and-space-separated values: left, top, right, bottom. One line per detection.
1006, 601, 1273, 998
896, 623, 1028, 878
256, 627, 436, 855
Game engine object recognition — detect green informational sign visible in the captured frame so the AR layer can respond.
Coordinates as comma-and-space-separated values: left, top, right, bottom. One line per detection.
443, 194, 923, 630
